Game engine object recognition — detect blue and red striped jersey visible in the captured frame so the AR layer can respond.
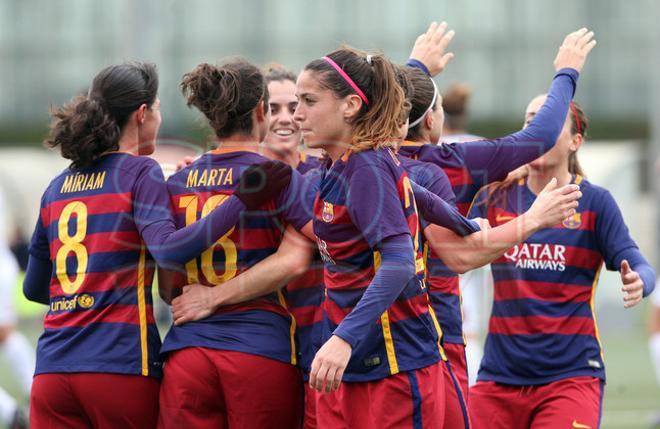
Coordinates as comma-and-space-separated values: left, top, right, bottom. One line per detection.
160, 148, 310, 365
286, 167, 324, 376
297, 152, 322, 175
29, 153, 168, 378
313, 148, 441, 382
469, 176, 639, 384
397, 155, 465, 345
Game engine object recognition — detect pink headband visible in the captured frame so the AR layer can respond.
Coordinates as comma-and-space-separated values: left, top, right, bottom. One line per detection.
322, 56, 369, 105
570, 101, 581, 135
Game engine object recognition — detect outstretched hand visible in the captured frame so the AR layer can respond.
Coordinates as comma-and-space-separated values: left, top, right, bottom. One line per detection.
554, 28, 597, 73
408, 21, 456, 77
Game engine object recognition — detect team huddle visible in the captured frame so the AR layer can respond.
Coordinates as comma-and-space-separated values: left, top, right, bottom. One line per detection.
22, 22, 656, 429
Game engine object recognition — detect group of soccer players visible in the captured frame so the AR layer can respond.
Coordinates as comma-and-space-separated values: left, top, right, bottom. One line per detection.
21, 21, 656, 429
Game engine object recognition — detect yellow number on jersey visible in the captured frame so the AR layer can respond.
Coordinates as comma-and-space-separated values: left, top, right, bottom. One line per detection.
55, 201, 89, 294
402, 177, 425, 274
178, 195, 237, 285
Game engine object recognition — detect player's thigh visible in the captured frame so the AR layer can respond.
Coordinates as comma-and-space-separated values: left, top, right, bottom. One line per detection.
216, 351, 303, 429
158, 347, 227, 429
469, 380, 532, 429
71, 373, 159, 429
531, 377, 603, 429
319, 362, 444, 429
30, 374, 91, 429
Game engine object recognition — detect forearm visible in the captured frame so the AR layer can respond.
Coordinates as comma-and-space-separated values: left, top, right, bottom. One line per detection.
209, 225, 313, 307
143, 196, 245, 267
425, 214, 540, 273
413, 182, 480, 236
333, 235, 416, 348
23, 255, 51, 305
511, 68, 578, 155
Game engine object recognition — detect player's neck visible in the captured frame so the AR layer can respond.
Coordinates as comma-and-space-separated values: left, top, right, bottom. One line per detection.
527, 165, 573, 195
262, 146, 300, 168
216, 134, 261, 152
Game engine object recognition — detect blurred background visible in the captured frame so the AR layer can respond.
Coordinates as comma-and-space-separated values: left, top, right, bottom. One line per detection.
0, 0, 658, 427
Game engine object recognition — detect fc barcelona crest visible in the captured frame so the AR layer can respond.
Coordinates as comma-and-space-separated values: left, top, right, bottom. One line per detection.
322, 201, 334, 223
562, 212, 582, 229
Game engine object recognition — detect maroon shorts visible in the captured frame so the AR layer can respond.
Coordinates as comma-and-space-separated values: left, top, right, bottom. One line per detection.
158, 347, 303, 429
444, 342, 469, 400
441, 350, 471, 429
469, 376, 604, 429
303, 382, 318, 429
316, 362, 444, 429
30, 373, 160, 429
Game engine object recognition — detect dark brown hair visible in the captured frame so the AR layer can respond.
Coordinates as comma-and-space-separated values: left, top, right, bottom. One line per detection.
481, 100, 589, 208
304, 47, 405, 151
442, 83, 472, 131
263, 63, 296, 84
181, 58, 269, 138
45, 62, 158, 169
405, 67, 437, 141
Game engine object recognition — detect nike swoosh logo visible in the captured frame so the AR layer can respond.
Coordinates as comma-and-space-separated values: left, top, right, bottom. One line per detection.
572, 421, 592, 429
496, 214, 516, 222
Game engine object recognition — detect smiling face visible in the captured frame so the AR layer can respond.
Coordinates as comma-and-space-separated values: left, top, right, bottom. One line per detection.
293, 69, 352, 153
264, 79, 301, 156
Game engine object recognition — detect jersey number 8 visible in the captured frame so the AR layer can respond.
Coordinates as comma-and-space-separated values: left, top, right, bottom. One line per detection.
56, 201, 88, 294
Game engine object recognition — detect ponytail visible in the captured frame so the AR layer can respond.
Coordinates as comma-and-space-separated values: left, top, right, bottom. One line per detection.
304, 47, 405, 151
181, 59, 268, 138
45, 62, 158, 169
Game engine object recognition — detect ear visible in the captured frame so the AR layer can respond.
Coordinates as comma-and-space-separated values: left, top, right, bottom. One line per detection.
423, 111, 434, 130
570, 133, 583, 152
135, 104, 148, 125
255, 100, 266, 123
342, 94, 363, 121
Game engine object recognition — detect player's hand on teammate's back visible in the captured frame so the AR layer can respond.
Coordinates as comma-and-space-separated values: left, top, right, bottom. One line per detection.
553, 28, 597, 73
310, 335, 352, 393
171, 284, 216, 325
235, 160, 292, 209
175, 155, 197, 172
620, 259, 644, 308
526, 178, 582, 229
408, 21, 455, 77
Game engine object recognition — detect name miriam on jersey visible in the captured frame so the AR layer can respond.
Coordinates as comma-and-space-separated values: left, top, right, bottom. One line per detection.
186, 168, 234, 188
60, 171, 106, 194
504, 243, 567, 271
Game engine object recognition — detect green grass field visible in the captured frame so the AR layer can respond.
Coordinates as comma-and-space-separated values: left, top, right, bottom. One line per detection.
1, 285, 659, 428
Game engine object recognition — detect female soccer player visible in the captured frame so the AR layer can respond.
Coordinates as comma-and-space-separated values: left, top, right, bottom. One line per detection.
22, 62, 287, 429
467, 100, 655, 429
291, 45, 450, 428
262, 64, 322, 174
399, 28, 596, 427
157, 59, 318, 429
